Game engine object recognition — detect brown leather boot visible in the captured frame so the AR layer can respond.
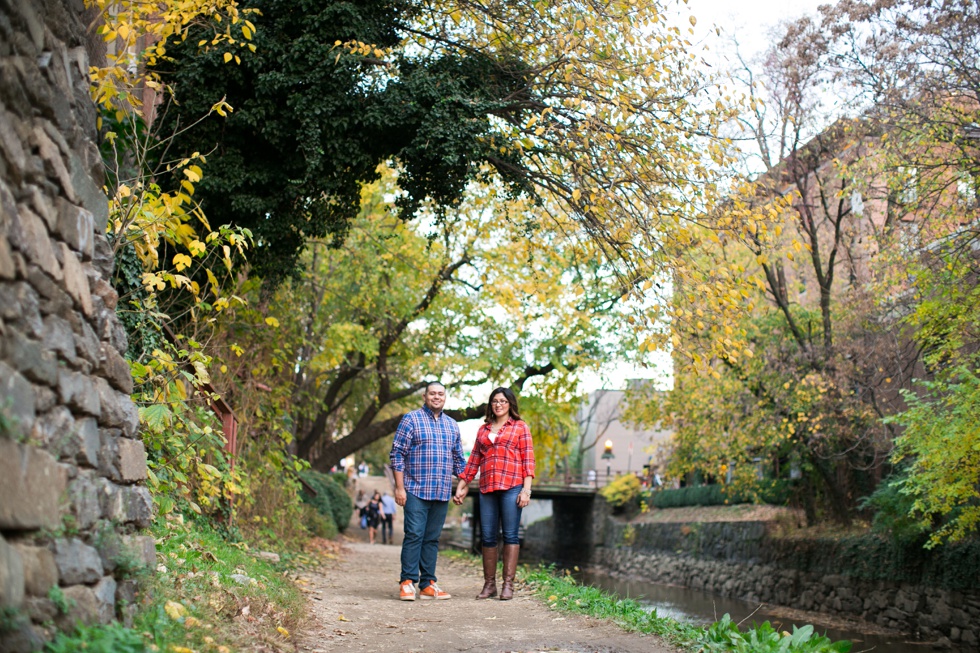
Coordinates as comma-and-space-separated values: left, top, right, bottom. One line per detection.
476, 546, 498, 599
499, 544, 520, 600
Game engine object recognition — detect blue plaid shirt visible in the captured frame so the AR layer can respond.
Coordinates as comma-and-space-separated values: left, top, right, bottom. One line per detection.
390, 405, 465, 502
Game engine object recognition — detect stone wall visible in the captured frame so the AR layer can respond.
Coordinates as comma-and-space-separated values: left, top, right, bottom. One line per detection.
0, 1, 153, 649
596, 519, 980, 650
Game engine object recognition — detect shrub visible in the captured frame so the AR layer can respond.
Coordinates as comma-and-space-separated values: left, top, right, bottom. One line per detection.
299, 470, 353, 532
600, 474, 642, 510
650, 481, 792, 509
301, 503, 339, 539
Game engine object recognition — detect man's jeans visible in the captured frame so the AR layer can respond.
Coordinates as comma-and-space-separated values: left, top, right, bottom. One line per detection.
479, 485, 524, 546
400, 492, 449, 589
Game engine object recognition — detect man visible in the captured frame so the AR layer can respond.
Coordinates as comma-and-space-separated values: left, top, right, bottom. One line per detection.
380, 491, 397, 545
389, 381, 465, 601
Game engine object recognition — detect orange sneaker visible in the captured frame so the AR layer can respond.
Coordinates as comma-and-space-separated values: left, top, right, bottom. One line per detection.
419, 583, 451, 600
399, 580, 416, 601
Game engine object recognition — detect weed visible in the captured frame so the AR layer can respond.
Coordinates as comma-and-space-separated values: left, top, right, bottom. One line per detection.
521, 565, 852, 653
45, 622, 146, 653
47, 586, 73, 615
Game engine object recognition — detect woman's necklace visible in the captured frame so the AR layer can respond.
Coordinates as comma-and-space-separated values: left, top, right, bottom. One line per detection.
487, 420, 506, 443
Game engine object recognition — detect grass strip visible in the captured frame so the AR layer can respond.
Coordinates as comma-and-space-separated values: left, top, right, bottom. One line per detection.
511, 558, 853, 653
44, 514, 313, 653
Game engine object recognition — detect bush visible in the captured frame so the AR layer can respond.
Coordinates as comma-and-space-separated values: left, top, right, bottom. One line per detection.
299, 470, 353, 533
600, 474, 642, 510
301, 503, 339, 539
650, 481, 792, 509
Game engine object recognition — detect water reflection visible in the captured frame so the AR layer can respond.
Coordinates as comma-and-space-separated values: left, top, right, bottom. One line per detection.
578, 570, 933, 653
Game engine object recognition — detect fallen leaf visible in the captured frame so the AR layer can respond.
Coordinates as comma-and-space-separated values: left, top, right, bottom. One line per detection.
338, 614, 351, 622
277, 625, 290, 638
164, 601, 188, 620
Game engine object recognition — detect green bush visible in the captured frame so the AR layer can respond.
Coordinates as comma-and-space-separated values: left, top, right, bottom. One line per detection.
45, 622, 147, 653
700, 615, 851, 653
298, 470, 353, 533
301, 503, 339, 539
650, 481, 792, 509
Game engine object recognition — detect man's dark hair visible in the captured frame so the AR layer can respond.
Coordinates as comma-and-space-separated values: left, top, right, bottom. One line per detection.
425, 381, 446, 393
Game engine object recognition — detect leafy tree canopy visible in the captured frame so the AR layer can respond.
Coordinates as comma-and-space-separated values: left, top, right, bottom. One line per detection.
154, 0, 726, 281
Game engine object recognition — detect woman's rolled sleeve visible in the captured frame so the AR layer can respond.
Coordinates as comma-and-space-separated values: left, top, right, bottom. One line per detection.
519, 422, 536, 478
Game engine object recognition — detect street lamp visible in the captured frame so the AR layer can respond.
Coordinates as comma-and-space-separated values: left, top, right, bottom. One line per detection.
601, 439, 615, 481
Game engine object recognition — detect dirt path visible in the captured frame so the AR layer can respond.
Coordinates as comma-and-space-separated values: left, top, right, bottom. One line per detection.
294, 540, 679, 653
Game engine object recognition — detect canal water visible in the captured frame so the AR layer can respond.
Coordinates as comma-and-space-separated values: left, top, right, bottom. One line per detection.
578, 570, 934, 653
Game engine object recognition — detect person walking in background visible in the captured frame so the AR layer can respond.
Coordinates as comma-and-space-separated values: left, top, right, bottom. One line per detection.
390, 381, 465, 601
380, 491, 397, 544
454, 387, 535, 601
365, 491, 383, 544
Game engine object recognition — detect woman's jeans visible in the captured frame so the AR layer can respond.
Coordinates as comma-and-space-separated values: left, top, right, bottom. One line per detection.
400, 492, 449, 590
479, 485, 524, 547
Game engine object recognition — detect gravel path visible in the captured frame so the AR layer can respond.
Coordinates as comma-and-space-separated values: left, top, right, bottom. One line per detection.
294, 541, 679, 653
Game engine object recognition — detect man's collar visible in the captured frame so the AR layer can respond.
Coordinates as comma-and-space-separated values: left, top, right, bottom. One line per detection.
422, 404, 442, 419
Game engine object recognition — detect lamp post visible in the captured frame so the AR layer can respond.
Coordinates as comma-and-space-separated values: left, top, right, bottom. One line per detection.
601, 439, 615, 483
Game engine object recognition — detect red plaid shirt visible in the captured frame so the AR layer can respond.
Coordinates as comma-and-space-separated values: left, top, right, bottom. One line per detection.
461, 418, 536, 492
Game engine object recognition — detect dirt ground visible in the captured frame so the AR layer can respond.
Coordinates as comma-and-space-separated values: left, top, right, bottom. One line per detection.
294, 476, 678, 653
293, 541, 678, 653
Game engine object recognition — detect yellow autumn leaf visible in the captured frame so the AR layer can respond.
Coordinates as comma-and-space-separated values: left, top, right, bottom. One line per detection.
265, 316, 280, 327
173, 253, 193, 271
164, 600, 188, 620
277, 626, 290, 638
223, 52, 233, 63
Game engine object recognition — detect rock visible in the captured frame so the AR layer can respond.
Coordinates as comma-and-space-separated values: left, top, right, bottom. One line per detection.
57, 368, 101, 417
59, 416, 99, 467
53, 538, 103, 585
0, 618, 45, 653
24, 596, 57, 623
92, 575, 116, 624
10, 206, 62, 281
256, 551, 281, 563
72, 317, 101, 368
97, 478, 125, 522
44, 314, 77, 363
12, 544, 58, 597
125, 485, 153, 528
0, 235, 16, 279
0, 361, 36, 438
122, 535, 156, 568
56, 199, 94, 259
0, 439, 66, 530
60, 243, 92, 316
98, 343, 133, 395
55, 584, 99, 629
1, 327, 59, 387
0, 534, 25, 609
115, 437, 147, 483
93, 377, 137, 435
0, 282, 43, 338
68, 472, 101, 529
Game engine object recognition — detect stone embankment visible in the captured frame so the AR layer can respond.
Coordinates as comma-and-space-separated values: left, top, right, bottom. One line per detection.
597, 517, 979, 650
1, 2, 154, 650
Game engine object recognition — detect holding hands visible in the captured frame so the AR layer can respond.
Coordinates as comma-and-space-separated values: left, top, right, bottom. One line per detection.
453, 480, 469, 505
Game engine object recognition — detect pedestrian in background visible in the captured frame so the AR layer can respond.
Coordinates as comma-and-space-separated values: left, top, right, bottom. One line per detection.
380, 491, 397, 544
390, 381, 465, 601
455, 387, 535, 600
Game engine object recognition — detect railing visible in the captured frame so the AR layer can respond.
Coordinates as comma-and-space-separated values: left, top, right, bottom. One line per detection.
534, 471, 615, 490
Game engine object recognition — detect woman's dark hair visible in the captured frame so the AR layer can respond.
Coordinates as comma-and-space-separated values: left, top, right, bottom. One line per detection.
484, 387, 521, 423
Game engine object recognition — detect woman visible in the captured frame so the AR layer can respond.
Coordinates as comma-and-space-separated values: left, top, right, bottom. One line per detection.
365, 491, 383, 544
455, 387, 535, 600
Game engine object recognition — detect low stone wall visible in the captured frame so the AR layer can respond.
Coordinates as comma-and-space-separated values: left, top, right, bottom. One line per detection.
1, 1, 154, 650
596, 519, 979, 649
